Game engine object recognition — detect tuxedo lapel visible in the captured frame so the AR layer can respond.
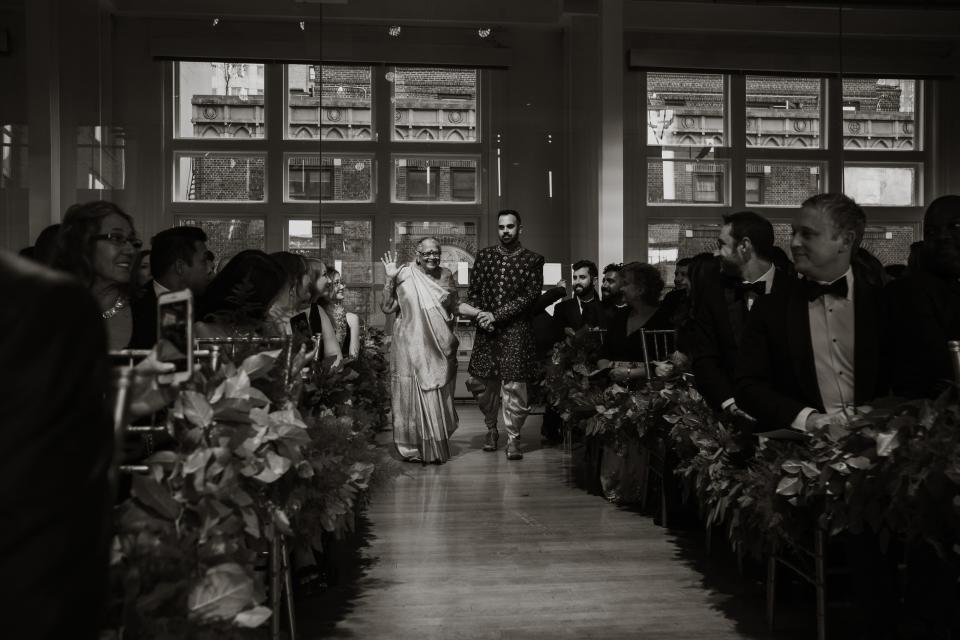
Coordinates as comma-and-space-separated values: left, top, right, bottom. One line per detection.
853, 274, 880, 404
786, 286, 824, 410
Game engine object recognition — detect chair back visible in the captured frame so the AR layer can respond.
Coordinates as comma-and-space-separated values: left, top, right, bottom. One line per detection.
949, 340, 960, 384
639, 329, 677, 379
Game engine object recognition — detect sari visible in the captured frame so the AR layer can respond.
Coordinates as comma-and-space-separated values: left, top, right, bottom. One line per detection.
390, 263, 460, 463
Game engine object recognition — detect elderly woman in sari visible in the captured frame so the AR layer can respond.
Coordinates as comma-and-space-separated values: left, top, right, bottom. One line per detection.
380, 237, 483, 464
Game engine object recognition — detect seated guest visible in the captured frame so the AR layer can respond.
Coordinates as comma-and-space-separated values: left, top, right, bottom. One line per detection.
267, 251, 315, 335
554, 259, 604, 332
531, 279, 568, 444
133, 249, 152, 289
304, 257, 345, 365
659, 256, 692, 329
735, 193, 886, 431
690, 211, 790, 418
889, 194, 960, 399
0, 251, 113, 639
195, 250, 286, 339
600, 262, 626, 310
605, 262, 673, 381
129, 227, 212, 349
323, 267, 364, 358
53, 200, 143, 350
33, 223, 61, 266
674, 252, 718, 347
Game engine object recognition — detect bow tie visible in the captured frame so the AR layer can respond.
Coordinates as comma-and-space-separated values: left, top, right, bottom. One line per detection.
803, 277, 848, 301
735, 280, 767, 298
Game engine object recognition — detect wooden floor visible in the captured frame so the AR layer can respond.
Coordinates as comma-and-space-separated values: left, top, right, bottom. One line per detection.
298, 406, 793, 639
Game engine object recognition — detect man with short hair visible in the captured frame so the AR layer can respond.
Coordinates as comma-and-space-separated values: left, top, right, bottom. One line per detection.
553, 259, 603, 332
735, 194, 886, 431
129, 226, 213, 349
466, 210, 544, 460
600, 263, 626, 309
689, 211, 790, 419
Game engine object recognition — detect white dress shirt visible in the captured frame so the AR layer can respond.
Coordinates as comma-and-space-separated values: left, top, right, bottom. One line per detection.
791, 267, 856, 430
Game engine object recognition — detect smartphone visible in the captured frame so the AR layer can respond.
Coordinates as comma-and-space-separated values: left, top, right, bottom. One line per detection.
290, 312, 312, 348
156, 290, 194, 385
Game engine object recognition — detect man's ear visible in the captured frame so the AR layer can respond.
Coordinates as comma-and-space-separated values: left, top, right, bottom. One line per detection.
839, 230, 857, 252
174, 258, 186, 275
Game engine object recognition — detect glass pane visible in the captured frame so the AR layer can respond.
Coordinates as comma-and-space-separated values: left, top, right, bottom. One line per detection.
842, 78, 916, 150
647, 72, 726, 147
391, 67, 478, 142
392, 221, 479, 280
860, 225, 916, 266
647, 223, 721, 286
287, 64, 373, 141
286, 154, 373, 202
288, 219, 373, 284
745, 161, 825, 207
76, 126, 125, 190
176, 61, 266, 139
843, 164, 919, 206
2, 124, 29, 189
174, 153, 266, 202
647, 152, 729, 205
746, 76, 822, 149
393, 157, 479, 203
176, 217, 265, 271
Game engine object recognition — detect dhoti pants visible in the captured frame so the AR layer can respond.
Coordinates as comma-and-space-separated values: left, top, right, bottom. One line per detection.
466, 377, 529, 441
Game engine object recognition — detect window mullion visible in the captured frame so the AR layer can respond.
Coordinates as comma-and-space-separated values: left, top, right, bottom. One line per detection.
826, 76, 843, 194
729, 74, 746, 210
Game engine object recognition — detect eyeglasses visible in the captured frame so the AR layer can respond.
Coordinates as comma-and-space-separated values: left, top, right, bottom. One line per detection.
417, 250, 441, 257
93, 232, 143, 250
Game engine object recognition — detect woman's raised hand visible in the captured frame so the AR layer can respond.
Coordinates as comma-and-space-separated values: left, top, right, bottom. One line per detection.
381, 250, 401, 279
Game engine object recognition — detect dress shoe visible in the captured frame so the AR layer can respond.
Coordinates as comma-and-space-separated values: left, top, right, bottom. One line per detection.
505, 439, 523, 460
482, 428, 499, 451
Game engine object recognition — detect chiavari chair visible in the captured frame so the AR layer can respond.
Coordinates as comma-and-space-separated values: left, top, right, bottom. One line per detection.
637, 329, 677, 527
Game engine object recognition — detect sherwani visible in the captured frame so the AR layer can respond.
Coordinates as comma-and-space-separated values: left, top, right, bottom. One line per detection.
466, 244, 544, 440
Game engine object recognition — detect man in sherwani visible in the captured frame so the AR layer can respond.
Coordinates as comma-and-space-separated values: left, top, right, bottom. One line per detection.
466, 210, 544, 460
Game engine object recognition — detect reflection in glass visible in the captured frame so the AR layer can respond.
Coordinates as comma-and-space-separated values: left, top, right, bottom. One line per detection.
842, 79, 916, 150
647, 150, 729, 205
647, 72, 726, 147
76, 126, 126, 190
287, 64, 373, 140
392, 67, 478, 142
745, 76, 822, 149
176, 61, 266, 139
745, 161, 824, 207
175, 153, 266, 202
843, 164, 919, 206
393, 157, 478, 202
176, 217, 266, 271
286, 155, 373, 202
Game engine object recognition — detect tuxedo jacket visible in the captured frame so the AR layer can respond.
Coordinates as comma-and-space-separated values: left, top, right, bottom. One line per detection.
553, 295, 604, 333
531, 286, 566, 358
689, 269, 792, 411
887, 270, 960, 399
0, 252, 113, 639
734, 267, 887, 430
128, 281, 158, 349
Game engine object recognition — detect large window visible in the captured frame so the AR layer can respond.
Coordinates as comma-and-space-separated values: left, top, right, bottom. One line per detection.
642, 72, 926, 268
167, 61, 484, 328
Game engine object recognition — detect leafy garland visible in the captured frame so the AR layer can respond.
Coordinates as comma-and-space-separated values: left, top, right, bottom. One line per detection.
545, 327, 960, 565
109, 333, 395, 637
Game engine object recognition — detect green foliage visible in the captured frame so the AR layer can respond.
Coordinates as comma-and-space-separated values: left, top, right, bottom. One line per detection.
111, 333, 397, 636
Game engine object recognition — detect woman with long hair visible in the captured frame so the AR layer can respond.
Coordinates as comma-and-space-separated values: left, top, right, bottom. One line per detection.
53, 200, 143, 350
318, 268, 362, 358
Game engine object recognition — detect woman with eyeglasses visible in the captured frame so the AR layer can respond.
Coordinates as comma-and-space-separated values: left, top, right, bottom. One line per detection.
53, 200, 144, 350
380, 237, 484, 464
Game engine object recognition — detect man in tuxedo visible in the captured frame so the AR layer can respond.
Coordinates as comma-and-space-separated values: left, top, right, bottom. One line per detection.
889, 194, 960, 399
130, 226, 213, 348
553, 260, 604, 332
690, 211, 790, 423
736, 193, 886, 431
0, 251, 113, 638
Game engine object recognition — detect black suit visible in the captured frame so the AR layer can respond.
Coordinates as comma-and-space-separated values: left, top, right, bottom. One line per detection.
735, 267, 887, 431
129, 281, 158, 349
0, 252, 113, 639
888, 269, 960, 399
530, 286, 566, 358
552, 294, 604, 334
689, 269, 791, 412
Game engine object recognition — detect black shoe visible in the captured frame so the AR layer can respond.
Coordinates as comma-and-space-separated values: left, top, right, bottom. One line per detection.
482, 428, 499, 452
506, 440, 523, 460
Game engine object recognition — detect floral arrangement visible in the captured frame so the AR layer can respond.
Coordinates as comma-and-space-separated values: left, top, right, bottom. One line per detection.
110, 334, 395, 637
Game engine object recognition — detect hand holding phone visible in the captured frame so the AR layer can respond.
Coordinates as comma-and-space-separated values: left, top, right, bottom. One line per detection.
156, 290, 194, 385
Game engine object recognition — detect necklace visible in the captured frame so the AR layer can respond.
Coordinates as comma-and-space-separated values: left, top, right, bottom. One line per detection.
102, 296, 128, 319
496, 243, 523, 256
